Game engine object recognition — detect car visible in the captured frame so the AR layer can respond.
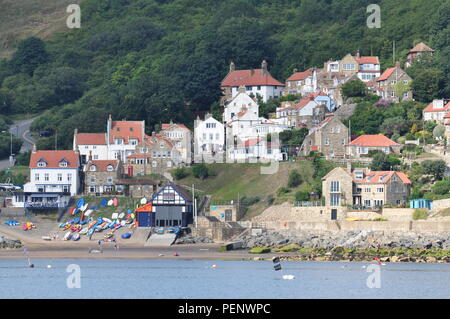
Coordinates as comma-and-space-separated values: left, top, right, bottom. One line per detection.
0, 183, 22, 191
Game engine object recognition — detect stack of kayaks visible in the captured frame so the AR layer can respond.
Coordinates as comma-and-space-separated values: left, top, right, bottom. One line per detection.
57, 198, 138, 241
4, 220, 19, 226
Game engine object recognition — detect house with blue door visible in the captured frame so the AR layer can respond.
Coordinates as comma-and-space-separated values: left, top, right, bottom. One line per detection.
151, 183, 193, 227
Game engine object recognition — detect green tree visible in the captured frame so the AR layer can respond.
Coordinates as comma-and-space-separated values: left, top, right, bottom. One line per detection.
192, 164, 209, 180
287, 170, 302, 188
10, 37, 49, 75
411, 69, 446, 102
421, 160, 447, 180
341, 80, 367, 99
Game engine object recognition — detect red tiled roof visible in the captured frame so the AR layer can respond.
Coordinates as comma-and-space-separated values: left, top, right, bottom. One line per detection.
311, 146, 319, 151
286, 69, 313, 82
423, 102, 450, 113
109, 121, 144, 144
409, 42, 434, 53
353, 170, 411, 184
144, 134, 174, 148
377, 67, 396, 82
349, 135, 399, 147
75, 133, 106, 145
221, 69, 284, 87
87, 160, 119, 172
30, 150, 79, 169
356, 56, 380, 65
238, 138, 262, 147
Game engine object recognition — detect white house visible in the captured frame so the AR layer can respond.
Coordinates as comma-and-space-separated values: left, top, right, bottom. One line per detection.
227, 137, 283, 162
73, 115, 145, 163
221, 60, 284, 103
283, 68, 318, 96
194, 114, 225, 163
13, 148, 81, 209
73, 129, 108, 163
422, 99, 450, 123
356, 56, 381, 82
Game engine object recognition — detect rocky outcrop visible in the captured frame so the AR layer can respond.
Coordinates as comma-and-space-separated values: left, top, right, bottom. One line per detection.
237, 230, 450, 250
0, 236, 22, 249
175, 235, 214, 244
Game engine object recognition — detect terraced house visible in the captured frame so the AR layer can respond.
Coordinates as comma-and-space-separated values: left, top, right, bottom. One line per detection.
322, 167, 412, 208
126, 133, 181, 177
84, 158, 123, 195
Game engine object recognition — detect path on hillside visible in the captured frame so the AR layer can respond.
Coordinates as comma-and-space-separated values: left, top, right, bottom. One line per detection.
0, 117, 36, 171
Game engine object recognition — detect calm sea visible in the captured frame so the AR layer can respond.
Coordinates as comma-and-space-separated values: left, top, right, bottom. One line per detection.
0, 259, 449, 298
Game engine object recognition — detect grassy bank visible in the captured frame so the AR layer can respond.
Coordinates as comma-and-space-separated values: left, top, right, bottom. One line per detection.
173, 161, 317, 219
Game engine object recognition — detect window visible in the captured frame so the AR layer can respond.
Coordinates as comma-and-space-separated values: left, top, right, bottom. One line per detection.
93, 145, 97, 149
37, 161, 46, 167
93, 155, 98, 160
35, 174, 39, 181
152, 161, 157, 167
365, 188, 371, 192
107, 165, 114, 172
115, 139, 123, 145
68, 174, 72, 182
107, 177, 113, 184
90, 165, 96, 171
57, 174, 62, 181
330, 181, 340, 192
206, 123, 216, 129
44, 173, 49, 181
325, 138, 330, 145
130, 139, 138, 145
59, 161, 68, 168
377, 187, 384, 192
330, 193, 340, 206
90, 176, 96, 183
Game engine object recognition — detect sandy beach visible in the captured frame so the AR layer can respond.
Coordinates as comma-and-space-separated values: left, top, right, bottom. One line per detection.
0, 242, 268, 260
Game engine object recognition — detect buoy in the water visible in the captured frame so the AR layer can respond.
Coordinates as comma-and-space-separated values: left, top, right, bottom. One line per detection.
47, 265, 52, 269
282, 275, 295, 280
211, 264, 217, 269
29, 264, 34, 268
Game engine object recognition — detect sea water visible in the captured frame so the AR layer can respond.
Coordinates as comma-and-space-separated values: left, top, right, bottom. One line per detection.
0, 259, 449, 298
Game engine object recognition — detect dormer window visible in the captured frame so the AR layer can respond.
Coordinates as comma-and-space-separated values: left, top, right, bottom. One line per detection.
90, 165, 96, 171
59, 159, 69, 168
37, 159, 47, 167
107, 165, 114, 172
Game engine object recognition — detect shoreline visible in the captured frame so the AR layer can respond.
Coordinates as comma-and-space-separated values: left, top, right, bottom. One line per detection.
1, 243, 449, 263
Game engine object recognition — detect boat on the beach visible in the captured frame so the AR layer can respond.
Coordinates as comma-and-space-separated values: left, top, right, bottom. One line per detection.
71, 233, 80, 241
63, 231, 72, 241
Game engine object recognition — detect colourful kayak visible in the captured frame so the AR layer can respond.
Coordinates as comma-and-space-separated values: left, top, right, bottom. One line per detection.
76, 198, 84, 209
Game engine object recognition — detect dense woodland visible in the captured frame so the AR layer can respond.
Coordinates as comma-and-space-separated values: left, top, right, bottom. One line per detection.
0, 0, 449, 151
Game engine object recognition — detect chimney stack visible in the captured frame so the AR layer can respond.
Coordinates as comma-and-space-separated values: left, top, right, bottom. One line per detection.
261, 60, 268, 75
89, 150, 92, 161
230, 61, 235, 72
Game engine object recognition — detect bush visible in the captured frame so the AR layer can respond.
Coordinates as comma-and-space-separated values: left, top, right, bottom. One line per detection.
413, 208, 429, 220
421, 160, 447, 180
173, 167, 189, 180
192, 164, 209, 179
277, 187, 290, 196
432, 180, 450, 195
287, 170, 302, 188
294, 190, 309, 201
249, 247, 271, 254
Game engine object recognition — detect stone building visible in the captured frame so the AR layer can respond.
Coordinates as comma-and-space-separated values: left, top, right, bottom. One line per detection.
375, 62, 413, 102
116, 178, 158, 198
84, 159, 123, 195
126, 133, 181, 177
299, 115, 349, 159
322, 166, 411, 208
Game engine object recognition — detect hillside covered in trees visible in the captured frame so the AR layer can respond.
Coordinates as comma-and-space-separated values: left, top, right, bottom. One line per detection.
0, 0, 449, 150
